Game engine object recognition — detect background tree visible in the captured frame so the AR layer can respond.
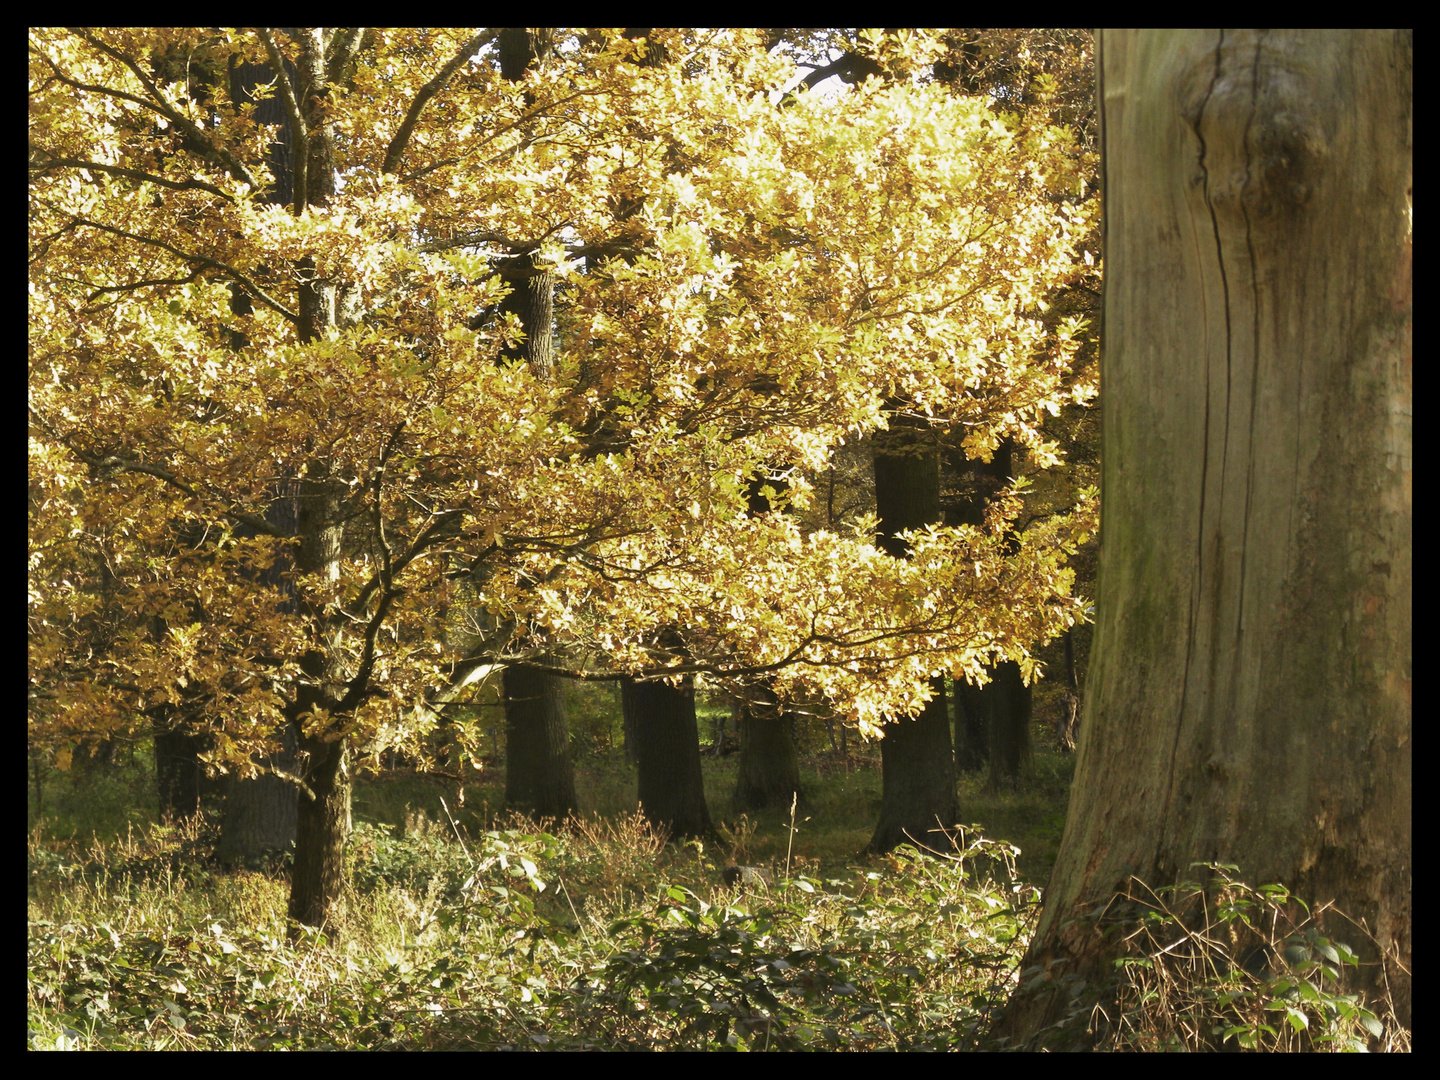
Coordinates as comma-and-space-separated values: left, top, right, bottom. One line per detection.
930, 29, 1102, 781
997, 29, 1411, 1045
491, 27, 578, 821
731, 472, 804, 813
623, 676, 713, 839
867, 420, 958, 854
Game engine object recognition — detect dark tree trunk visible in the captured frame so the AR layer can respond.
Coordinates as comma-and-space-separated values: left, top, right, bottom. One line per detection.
944, 437, 1034, 786
504, 664, 578, 819
868, 423, 958, 854
871, 678, 959, 854
1056, 628, 1080, 752
287, 732, 351, 932
216, 722, 299, 867
733, 687, 804, 813
952, 678, 989, 773
997, 30, 1411, 1046
285, 460, 350, 933
623, 677, 712, 839
492, 29, 575, 819
279, 31, 353, 935
985, 660, 1034, 789
155, 724, 207, 820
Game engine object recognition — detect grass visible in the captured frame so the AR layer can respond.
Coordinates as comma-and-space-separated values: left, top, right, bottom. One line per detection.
28, 807, 1040, 1050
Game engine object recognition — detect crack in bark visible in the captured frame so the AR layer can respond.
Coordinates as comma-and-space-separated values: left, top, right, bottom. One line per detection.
1160, 31, 1230, 859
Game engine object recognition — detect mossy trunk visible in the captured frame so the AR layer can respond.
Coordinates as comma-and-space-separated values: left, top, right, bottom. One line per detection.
998, 30, 1411, 1046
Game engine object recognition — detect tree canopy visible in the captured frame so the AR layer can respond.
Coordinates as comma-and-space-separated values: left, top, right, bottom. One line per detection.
29, 27, 1096, 777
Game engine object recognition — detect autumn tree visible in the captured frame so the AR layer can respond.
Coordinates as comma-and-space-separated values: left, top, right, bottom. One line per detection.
996, 29, 1411, 1047
29, 28, 1093, 930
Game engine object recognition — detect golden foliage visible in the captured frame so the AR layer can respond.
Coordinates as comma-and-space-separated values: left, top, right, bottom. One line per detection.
29, 28, 1095, 762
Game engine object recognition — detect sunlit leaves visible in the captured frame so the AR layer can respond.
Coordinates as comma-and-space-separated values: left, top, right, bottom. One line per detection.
30, 28, 1095, 767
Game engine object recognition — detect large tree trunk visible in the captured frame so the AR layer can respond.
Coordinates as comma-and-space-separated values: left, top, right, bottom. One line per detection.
623, 677, 713, 839
868, 426, 959, 854
504, 664, 578, 819
871, 679, 958, 854
997, 30, 1411, 1045
732, 686, 804, 813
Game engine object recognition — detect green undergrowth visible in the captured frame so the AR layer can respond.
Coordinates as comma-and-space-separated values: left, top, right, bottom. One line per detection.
27, 812, 1408, 1051
28, 814, 1038, 1050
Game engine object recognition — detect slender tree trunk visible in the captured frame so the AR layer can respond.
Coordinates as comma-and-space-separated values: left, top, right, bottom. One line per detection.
282, 31, 354, 935
624, 677, 712, 839
733, 686, 804, 813
1056, 628, 1081, 752
622, 691, 639, 766
869, 425, 958, 853
998, 30, 1411, 1045
504, 664, 578, 819
287, 460, 351, 932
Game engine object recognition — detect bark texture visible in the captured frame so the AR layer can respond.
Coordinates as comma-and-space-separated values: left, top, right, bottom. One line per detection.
280, 31, 354, 935
624, 677, 713, 839
997, 29, 1411, 1045
868, 426, 959, 853
216, 722, 299, 867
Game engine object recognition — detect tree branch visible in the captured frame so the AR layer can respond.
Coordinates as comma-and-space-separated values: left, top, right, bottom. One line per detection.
325, 27, 367, 85
28, 151, 234, 201
69, 216, 299, 323
62, 29, 265, 193
383, 29, 500, 175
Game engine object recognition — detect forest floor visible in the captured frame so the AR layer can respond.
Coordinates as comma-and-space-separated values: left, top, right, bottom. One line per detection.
27, 716, 1402, 1050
